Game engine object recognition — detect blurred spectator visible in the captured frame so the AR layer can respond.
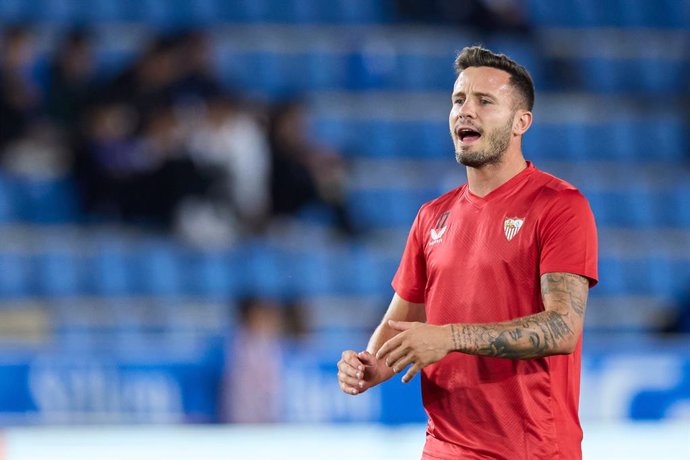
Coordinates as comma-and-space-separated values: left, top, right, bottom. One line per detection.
221, 296, 310, 423
222, 297, 284, 423
0, 25, 42, 150
75, 102, 216, 231
171, 30, 225, 102
268, 100, 358, 236
105, 36, 182, 118
187, 96, 272, 235
661, 284, 690, 334
1, 119, 70, 180
73, 101, 140, 216
46, 29, 97, 130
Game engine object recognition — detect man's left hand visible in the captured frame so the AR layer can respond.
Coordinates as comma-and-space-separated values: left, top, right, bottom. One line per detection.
376, 321, 453, 383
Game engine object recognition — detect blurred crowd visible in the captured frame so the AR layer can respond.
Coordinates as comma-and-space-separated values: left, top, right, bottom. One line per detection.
0, 25, 357, 245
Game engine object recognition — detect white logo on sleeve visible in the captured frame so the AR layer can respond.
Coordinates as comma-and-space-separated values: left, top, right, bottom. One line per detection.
503, 217, 525, 241
430, 226, 447, 241
429, 211, 450, 246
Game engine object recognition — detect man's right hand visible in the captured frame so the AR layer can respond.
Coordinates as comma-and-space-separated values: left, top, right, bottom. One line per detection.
337, 350, 390, 395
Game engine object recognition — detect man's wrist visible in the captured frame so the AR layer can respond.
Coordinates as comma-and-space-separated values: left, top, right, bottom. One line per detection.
446, 324, 461, 353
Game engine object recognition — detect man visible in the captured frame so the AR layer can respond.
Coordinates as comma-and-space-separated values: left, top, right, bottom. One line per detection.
337, 46, 598, 460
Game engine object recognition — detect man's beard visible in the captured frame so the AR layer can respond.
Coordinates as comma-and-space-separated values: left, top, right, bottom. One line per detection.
455, 119, 512, 168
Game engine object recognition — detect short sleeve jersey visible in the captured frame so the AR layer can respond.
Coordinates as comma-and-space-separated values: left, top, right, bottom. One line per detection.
392, 162, 598, 460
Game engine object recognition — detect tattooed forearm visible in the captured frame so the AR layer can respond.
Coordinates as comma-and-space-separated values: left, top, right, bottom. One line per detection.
450, 311, 574, 359
449, 273, 589, 359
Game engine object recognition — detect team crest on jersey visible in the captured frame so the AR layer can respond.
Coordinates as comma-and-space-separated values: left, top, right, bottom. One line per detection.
429, 211, 450, 246
504, 217, 525, 241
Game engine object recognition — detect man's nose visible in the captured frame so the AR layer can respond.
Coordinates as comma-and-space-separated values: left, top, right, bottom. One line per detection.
458, 100, 476, 118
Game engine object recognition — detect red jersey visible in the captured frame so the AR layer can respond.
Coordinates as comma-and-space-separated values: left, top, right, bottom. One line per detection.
392, 162, 598, 460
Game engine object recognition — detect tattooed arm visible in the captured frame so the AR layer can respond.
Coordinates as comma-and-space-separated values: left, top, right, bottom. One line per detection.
377, 272, 590, 383
450, 272, 589, 359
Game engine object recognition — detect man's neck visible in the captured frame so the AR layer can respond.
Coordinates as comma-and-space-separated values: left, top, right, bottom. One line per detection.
466, 153, 528, 198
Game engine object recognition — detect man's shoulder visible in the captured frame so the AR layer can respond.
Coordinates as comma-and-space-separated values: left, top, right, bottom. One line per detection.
418, 185, 465, 216
531, 168, 580, 194
529, 168, 593, 219
530, 167, 589, 204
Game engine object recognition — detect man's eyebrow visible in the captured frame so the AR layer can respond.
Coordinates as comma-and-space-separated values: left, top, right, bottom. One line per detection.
474, 91, 496, 99
451, 91, 496, 99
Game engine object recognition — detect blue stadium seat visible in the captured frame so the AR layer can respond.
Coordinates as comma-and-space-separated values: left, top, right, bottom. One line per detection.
529, 0, 688, 27
338, 0, 392, 24
636, 59, 688, 93
580, 59, 688, 94
130, 243, 184, 297
346, 247, 388, 295
605, 120, 639, 161
669, 259, 690, 295
592, 258, 625, 296
138, 0, 220, 27
14, 178, 79, 224
397, 53, 455, 90
80, 0, 126, 23
33, 249, 83, 297
305, 51, 348, 90
420, 121, 453, 159
88, 241, 133, 296
184, 250, 242, 300
215, 50, 313, 96
632, 118, 687, 162
309, 117, 350, 153
647, 257, 676, 298
347, 188, 433, 229
329, 119, 452, 159
524, 124, 577, 161
617, 0, 690, 27
579, 59, 623, 93
0, 0, 31, 22
297, 251, 337, 295
363, 120, 398, 157
0, 175, 18, 224
241, 244, 291, 297
599, 189, 657, 228
0, 253, 31, 299
346, 49, 399, 90
671, 185, 690, 228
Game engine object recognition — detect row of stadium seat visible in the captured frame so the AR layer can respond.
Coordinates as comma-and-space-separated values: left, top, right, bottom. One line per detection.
347, 187, 690, 230
0, 0, 394, 25
0, 243, 687, 300
18, 25, 683, 96
0, 242, 399, 299
1, 0, 686, 28
311, 117, 687, 161
528, 0, 690, 28
211, 46, 547, 94
0, 173, 688, 228
88, 46, 682, 95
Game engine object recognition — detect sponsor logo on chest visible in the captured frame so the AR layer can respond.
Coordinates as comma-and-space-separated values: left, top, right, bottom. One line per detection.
503, 217, 525, 241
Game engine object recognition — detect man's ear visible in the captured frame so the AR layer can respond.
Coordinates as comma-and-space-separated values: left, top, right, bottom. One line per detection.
513, 110, 532, 135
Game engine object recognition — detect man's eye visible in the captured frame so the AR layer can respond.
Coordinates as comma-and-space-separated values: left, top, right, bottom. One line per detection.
454, 99, 464, 105
480, 98, 491, 105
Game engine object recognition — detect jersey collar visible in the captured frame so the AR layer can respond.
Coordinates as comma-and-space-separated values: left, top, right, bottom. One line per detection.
463, 161, 536, 207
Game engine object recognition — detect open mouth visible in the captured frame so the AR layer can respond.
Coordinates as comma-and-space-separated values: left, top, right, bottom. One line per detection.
457, 127, 482, 144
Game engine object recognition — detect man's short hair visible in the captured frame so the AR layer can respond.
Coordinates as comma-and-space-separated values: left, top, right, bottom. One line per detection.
454, 46, 535, 111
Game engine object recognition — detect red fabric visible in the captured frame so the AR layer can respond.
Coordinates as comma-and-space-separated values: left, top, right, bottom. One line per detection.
392, 162, 598, 460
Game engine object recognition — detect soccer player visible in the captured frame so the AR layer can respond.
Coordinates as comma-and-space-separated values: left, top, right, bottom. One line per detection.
337, 46, 598, 460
